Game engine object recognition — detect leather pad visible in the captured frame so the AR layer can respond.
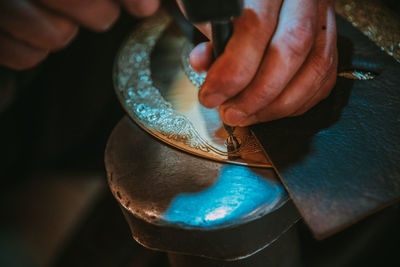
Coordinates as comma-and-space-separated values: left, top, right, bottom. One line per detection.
252, 16, 400, 239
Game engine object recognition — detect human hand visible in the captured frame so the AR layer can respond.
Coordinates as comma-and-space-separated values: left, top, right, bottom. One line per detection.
184, 0, 337, 126
0, 0, 160, 70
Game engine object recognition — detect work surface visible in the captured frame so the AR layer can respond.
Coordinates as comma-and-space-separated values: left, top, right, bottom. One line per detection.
112, 7, 400, 239
252, 16, 400, 239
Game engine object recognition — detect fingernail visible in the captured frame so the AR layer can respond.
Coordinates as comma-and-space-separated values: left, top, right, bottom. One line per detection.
190, 42, 211, 74
190, 42, 207, 59
201, 93, 225, 108
223, 107, 248, 126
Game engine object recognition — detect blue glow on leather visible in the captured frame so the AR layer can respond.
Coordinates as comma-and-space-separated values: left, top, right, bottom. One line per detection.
163, 165, 285, 227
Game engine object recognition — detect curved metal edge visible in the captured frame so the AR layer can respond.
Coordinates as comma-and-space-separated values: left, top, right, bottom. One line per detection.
113, 10, 272, 168
105, 117, 290, 231
120, 200, 300, 261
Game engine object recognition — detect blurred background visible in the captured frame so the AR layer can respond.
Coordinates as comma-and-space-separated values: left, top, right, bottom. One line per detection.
0, 10, 170, 267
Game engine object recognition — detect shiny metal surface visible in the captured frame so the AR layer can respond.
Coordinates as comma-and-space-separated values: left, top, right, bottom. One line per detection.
105, 117, 299, 259
337, 70, 375, 80
162, 164, 285, 227
113, 11, 271, 168
112, 6, 389, 169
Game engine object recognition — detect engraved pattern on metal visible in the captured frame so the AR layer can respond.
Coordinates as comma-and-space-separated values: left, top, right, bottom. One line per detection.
114, 11, 272, 168
181, 42, 206, 88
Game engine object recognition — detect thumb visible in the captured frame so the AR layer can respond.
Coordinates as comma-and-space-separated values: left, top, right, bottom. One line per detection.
189, 41, 213, 73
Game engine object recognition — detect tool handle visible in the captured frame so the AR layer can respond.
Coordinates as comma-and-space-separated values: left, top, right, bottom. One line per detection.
211, 21, 236, 135
211, 21, 233, 58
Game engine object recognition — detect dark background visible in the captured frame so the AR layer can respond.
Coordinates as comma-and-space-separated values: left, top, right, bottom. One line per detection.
0, 1, 399, 266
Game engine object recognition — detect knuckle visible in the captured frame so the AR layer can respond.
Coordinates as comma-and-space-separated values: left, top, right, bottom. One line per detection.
226, 63, 252, 88
272, 93, 306, 119
254, 81, 282, 106
280, 20, 314, 59
209, 61, 252, 96
310, 51, 336, 82
235, 9, 263, 35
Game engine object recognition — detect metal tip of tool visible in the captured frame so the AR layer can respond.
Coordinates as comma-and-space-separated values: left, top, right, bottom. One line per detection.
223, 123, 240, 154
223, 124, 235, 135
226, 134, 240, 152
226, 134, 240, 160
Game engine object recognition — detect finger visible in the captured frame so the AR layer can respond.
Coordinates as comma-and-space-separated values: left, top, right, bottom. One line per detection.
0, 32, 48, 70
248, 56, 337, 124
292, 5, 337, 117
0, 0, 79, 50
198, 0, 283, 108
37, 0, 120, 32
219, 0, 319, 126
226, 1, 336, 126
121, 0, 159, 17
189, 42, 213, 73
291, 68, 337, 116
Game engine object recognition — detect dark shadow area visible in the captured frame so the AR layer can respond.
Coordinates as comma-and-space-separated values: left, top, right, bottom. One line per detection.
0, 10, 138, 267
299, 202, 400, 267
53, 190, 169, 267
252, 73, 354, 171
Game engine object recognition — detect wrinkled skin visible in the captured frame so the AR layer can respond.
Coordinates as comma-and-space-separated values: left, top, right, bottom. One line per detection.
0, 0, 160, 70
0, 0, 337, 126
180, 0, 337, 125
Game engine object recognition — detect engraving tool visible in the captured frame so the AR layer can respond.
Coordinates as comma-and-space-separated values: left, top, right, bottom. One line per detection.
114, 11, 273, 168
181, 0, 244, 153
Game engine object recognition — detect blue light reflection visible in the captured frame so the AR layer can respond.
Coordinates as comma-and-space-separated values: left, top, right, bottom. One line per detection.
163, 165, 285, 227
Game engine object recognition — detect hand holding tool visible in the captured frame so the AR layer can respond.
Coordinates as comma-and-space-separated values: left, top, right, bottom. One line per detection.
181, 0, 244, 152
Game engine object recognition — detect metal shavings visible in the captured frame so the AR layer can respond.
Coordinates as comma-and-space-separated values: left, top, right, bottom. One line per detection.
338, 70, 376, 80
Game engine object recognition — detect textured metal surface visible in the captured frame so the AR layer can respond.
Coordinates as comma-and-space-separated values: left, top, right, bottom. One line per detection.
335, 0, 400, 62
105, 117, 299, 260
337, 70, 375, 80
252, 16, 400, 239
112, 5, 393, 170
113, 11, 271, 168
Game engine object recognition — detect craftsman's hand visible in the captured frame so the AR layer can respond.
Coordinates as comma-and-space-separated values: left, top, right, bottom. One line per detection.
185, 0, 337, 126
0, 0, 160, 70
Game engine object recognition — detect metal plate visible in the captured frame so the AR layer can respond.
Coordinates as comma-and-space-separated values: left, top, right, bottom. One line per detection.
113, 11, 272, 168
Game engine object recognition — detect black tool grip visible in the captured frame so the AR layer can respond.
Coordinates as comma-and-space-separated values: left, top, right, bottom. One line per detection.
211, 21, 233, 58
211, 21, 236, 135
